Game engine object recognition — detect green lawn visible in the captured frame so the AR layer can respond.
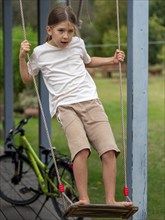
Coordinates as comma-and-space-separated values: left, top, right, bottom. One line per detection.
0, 74, 164, 220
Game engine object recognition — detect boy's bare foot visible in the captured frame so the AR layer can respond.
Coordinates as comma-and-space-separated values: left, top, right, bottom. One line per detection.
107, 201, 133, 207
74, 200, 90, 205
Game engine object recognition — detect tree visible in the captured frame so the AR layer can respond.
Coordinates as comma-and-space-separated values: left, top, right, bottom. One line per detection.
149, 15, 165, 64
82, 0, 165, 64
102, 26, 127, 57
149, 0, 165, 64
82, 0, 127, 56
149, 0, 165, 26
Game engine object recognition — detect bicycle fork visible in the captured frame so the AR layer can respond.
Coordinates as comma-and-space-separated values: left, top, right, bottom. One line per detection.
11, 152, 23, 185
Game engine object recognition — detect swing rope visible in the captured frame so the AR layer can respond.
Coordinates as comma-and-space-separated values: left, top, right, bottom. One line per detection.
116, 0, 131, 202
19, 0, 73, 207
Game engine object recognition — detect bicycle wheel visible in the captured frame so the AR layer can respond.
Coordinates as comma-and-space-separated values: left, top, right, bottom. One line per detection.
49, 160, 83, 220
0, 153, 40, 205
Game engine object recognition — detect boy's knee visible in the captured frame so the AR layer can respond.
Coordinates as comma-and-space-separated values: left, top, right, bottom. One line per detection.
101, 150, 116, 161
74, 149, 90, 161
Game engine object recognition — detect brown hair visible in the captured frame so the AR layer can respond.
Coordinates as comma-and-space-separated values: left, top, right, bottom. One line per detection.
46, 5, 79, 41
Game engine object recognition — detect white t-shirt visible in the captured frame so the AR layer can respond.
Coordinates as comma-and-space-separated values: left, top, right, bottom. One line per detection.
27, 36, 98, 117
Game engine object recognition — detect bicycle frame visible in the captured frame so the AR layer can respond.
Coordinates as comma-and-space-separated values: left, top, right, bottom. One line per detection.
19, 134, 59, 197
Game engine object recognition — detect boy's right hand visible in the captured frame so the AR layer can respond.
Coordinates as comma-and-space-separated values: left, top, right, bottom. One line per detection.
19, 40, 31, 59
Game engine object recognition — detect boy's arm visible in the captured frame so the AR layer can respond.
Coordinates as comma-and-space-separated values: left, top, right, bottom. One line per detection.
19, 40, 33, 84
85, 49, 125, 68
19, 58, 33, 84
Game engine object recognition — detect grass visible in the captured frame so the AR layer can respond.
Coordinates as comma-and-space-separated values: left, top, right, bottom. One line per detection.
147, 75, 164, 220
0, 74, 164, 220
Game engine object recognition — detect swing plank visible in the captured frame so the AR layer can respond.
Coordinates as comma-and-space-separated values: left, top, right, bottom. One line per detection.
64, 204, 138, 219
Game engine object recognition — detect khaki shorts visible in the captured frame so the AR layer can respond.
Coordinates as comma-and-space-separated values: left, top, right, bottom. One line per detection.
56, 99, 120, 161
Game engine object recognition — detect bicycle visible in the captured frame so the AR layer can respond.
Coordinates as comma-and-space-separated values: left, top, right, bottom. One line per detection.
0, 116, 83, 220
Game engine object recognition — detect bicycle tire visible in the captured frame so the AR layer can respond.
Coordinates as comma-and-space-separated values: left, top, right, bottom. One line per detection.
0, 153, 40, 205
49, 160, 84, 220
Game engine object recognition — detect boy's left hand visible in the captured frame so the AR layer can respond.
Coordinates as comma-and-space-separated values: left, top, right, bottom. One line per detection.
113, 49, 125, 64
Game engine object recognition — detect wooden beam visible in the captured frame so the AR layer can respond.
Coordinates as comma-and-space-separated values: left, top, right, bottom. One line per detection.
3, 0, 14, 148
37, 0, 51, 160
127, 0, 148, 219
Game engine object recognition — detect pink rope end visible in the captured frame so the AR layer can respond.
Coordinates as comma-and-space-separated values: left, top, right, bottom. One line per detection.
124, 187, 129, 196
58, 183, 65, 193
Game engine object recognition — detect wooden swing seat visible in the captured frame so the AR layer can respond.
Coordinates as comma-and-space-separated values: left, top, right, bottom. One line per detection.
64, 204, 138, 219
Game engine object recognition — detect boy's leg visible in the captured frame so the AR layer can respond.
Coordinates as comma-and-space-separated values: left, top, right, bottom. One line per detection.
57, 105, 91, 205
73, 149, 90, 205
101, 150, 133, 206
101, 150, 116, 204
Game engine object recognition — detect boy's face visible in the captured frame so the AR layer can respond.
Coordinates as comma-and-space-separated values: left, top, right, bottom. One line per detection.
47, 21, 75, 48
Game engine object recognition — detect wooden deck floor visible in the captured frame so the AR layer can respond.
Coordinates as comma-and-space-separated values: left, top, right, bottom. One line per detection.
0, 195, 62, 220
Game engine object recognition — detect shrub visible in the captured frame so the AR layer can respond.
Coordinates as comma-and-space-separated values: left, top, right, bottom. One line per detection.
15, 88, 38, 112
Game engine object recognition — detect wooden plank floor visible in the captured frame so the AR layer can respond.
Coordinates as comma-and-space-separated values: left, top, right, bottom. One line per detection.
0, 192, 64, 220
0, 188, 92, 220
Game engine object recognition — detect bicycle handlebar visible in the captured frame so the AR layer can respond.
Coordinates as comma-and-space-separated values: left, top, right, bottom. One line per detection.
16, 116, 31, 132
5, 116, 31, 144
